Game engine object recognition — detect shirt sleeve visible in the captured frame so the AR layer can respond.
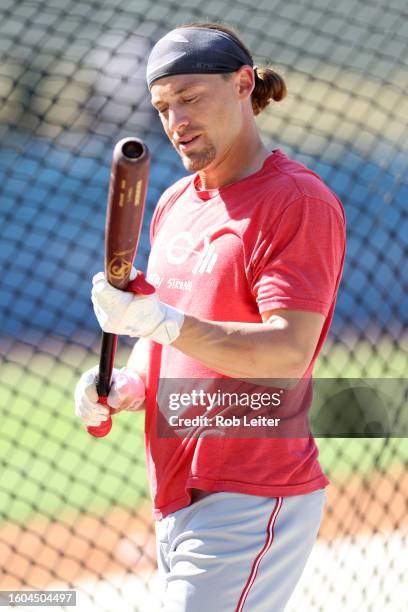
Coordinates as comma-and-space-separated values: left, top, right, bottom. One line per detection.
249, 196, 346, 317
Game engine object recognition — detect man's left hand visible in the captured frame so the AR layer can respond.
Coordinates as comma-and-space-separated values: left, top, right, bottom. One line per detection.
91, 272, 184, 344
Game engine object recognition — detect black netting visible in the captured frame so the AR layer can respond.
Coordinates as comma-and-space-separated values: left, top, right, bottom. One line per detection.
0, 1, 407, 610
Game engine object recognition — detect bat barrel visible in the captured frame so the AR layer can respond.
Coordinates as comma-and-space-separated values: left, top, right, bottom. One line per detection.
106, 138, 150, 291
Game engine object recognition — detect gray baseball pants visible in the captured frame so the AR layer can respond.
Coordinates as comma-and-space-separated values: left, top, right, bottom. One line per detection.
155, 489, 325, 611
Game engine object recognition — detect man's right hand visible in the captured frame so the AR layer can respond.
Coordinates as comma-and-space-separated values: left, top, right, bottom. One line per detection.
74, 366, 146, 427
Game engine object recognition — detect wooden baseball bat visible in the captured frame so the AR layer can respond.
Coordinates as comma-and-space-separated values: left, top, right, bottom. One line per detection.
87, 137, 154, 437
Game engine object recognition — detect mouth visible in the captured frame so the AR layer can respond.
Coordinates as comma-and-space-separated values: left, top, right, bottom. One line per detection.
177, 135, 201, 151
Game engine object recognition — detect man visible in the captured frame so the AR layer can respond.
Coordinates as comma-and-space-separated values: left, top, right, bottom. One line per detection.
75, 23, 345, 611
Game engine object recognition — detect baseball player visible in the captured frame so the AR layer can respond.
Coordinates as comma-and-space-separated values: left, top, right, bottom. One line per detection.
75, 22, 346, 611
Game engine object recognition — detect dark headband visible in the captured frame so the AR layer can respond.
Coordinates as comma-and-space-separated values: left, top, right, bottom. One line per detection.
146, 27, 253, 89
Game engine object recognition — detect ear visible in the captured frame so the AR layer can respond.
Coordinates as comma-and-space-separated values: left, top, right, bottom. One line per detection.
234, 65, 255, 100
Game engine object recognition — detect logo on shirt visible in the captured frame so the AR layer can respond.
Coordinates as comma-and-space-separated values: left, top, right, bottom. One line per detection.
166, 232, 218, 274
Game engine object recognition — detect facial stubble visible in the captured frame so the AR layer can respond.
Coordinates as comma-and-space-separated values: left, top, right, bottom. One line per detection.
177, 138, 217, 173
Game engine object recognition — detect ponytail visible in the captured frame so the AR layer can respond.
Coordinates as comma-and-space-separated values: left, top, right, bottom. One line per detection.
252, 66, 287, 115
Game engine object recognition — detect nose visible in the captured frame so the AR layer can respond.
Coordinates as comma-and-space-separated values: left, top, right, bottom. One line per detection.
167, 105, 189, 133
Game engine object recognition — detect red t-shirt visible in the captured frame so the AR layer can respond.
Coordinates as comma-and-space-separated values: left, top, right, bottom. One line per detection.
144, 149, 345, 519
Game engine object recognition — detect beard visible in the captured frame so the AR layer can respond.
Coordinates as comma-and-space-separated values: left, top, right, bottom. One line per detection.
174, 136, 217, 172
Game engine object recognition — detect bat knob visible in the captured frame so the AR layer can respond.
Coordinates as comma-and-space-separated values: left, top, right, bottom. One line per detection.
87, 417, 113, 437
127, 270, 156, 295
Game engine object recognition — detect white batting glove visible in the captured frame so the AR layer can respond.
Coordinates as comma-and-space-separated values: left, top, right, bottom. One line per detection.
91, 271, 184, 344
74, 366, 146, 427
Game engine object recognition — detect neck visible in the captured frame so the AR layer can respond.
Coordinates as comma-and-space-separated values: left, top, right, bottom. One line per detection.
198, 123, 269, 190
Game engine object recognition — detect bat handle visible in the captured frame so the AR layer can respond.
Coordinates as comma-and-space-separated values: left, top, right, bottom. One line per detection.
86, 332, 117, 438
87, 271, 155, 439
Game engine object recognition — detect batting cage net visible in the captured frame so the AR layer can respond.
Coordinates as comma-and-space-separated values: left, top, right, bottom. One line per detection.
0, 0, 407, 610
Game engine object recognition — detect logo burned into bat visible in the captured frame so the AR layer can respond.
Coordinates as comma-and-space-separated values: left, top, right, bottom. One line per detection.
108, 249, 134, 282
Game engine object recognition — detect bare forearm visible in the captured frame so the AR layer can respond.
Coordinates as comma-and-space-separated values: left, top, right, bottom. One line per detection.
172, 314, 307, 379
